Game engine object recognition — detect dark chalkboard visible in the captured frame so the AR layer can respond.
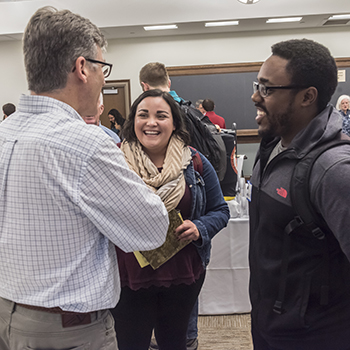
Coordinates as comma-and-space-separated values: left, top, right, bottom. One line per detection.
170, 72, 259, 130
170, 67, 350, 130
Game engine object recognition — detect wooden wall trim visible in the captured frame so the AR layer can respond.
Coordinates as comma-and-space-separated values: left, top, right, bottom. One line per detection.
167, 57, 350, 76
335, 58, 350, 68
167, 62, 263, 76
237, 129, 261, 144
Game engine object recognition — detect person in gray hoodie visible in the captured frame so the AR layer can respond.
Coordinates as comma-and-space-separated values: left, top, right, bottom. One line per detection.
249, 38, 350, 350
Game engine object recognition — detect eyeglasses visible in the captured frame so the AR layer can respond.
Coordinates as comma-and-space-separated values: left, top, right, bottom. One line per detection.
253, 81, 308, 98
85, 58, 113, 79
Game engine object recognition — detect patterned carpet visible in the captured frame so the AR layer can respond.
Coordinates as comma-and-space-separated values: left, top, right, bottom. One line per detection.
197, 314, 253, 350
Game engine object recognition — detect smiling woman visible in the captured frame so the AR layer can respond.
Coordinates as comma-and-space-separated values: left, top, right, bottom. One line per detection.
133, 96, 175, 166
111, 89, 230, 350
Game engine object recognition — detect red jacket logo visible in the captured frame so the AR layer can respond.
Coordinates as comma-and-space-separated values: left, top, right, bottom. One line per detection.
276, 187, 288, 198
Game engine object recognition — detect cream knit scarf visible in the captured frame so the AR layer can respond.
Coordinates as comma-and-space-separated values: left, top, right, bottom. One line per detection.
121, 136, 192, 211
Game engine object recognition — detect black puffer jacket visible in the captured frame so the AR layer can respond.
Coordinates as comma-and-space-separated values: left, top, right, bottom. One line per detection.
249, 106, 350, 350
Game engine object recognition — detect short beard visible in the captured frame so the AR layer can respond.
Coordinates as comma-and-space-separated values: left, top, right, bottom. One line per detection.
259, 101, 294, 140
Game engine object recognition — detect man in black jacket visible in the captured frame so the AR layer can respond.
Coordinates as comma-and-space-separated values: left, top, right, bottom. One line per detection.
249, 39, 350, 350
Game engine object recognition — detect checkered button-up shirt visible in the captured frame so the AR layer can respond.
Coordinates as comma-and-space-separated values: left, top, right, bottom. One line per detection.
0, 95, 168, 312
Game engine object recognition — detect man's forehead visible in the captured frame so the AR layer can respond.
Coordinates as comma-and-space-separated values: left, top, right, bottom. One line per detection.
257, 55, 290, 84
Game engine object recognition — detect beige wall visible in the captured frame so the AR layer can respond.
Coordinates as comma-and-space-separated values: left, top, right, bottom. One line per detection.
1, 25, 349, 106
1, 25, 349, 175
0, 40, 26, 107
104, 26, 350, 101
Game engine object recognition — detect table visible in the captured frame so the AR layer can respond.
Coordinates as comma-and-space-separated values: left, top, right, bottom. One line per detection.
198, 217, 251, 315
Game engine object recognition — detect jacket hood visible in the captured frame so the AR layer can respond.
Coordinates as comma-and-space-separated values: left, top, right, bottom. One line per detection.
289, 105, 342, 158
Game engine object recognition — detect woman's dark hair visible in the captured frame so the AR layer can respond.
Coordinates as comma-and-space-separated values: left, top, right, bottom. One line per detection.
115, 114, 125, 127
108, 108, 125, 128
122, 89, 190, 145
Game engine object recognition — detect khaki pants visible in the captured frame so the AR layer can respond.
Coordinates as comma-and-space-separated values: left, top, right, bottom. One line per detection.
0, 297, 118, 350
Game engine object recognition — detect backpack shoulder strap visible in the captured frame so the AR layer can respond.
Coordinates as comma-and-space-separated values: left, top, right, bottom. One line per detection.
178, 98, 192, 108
273, 137, 350, 315
286, 138, 350, 237
189, 147, 203, 176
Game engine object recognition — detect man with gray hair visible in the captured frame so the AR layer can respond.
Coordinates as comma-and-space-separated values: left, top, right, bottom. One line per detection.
0, 7, 168, 349
82, 93, 121, 143
195, 99, 205, 116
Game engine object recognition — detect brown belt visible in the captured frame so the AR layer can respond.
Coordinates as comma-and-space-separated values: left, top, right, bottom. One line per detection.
16, 303, 97, 328
17, 303, 78, 314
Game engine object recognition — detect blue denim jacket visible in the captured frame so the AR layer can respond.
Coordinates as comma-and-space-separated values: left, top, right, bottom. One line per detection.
186, 148, 230, 267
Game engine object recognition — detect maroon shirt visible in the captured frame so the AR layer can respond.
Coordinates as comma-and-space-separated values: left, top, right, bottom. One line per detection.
116, 182, 204, 290
205, 111, 226, 129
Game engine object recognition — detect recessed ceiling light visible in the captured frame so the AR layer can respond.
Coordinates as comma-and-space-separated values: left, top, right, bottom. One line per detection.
328, 14, 350, 20
266, 17, 302, 23
237, 0, 260, 4
144, 24, 178, 31
205, 21, 239, 27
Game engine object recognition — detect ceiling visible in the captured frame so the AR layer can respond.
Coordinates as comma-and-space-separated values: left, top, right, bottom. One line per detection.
0, 0, 349, 42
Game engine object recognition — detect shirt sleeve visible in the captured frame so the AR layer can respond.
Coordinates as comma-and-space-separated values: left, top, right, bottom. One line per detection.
192, 153, 230, 248
78, 137, 169, 253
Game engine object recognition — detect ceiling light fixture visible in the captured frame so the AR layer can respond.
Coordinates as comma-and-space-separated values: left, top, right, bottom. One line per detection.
144, 24, 178, 31
328, 14, 350, 20
205, 21, 239, 27
266, 17, 302, 23
237, 0, 260, 4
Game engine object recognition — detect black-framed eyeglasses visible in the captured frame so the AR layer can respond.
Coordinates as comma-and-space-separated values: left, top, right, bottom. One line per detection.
85, 58, 113, 79
253, 81, 308, 98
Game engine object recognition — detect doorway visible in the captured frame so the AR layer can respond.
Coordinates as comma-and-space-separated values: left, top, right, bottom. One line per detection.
101, 80, 131, 129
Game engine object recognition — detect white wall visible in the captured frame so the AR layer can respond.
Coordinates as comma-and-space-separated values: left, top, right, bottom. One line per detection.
1, 25, 349, 174
0, 40, 27, 107
104, 26, 350, 101
1, 25, 349, 107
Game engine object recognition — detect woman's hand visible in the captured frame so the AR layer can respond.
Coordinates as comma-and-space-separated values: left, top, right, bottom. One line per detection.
175, 220, 200, 242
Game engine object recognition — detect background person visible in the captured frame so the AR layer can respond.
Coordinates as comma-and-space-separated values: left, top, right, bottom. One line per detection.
2, 103, 16, 120
336, 94, 350, 136
111, 89, 229, 350
195, 99, 206, 115
202, 98, 226, 129
82, 93, 120, 143
108, 108, 125, 137
250, 38, 350, 350
0, 7, 168, 350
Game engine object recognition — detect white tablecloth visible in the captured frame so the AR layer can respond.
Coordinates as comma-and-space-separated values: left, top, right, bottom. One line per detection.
199, 217, 251, 315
